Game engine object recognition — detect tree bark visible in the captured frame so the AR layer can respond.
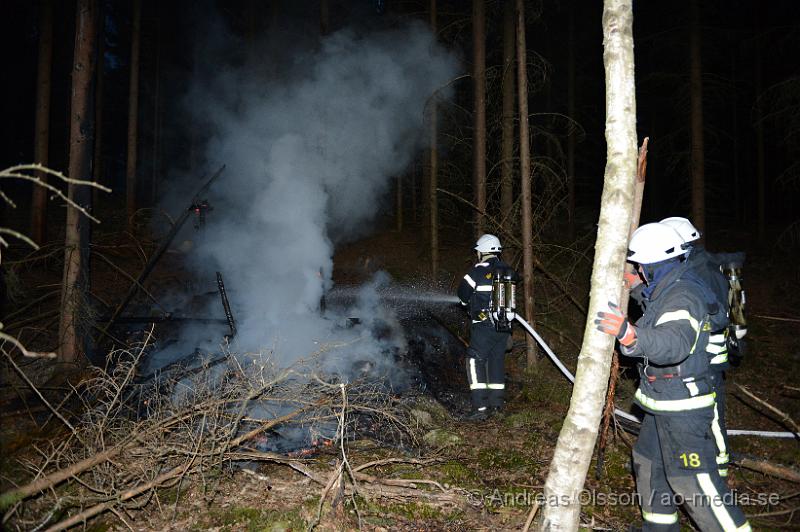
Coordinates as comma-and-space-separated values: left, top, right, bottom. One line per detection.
92, 5, 105, 207
539, 0, 638, 528
126, 0, 142, 225
730, 52, 741, 224
597, 137, 647, 478
320, 0, 330, 36
151, 5, 161, 204
754, 12, 766, 243
411, 163, 418, 224
473, 0, 487, 237
689, 0, 705, 239
396, 174, 403, 232
31, 0, 54, 244
429, 0, 439, 278
566, 5, 576, 240
500, 0, 515, 228
59, 0, 98, 363
516, 0, 537, 367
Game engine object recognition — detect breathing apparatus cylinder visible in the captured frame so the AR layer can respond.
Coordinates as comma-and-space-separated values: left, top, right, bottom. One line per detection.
723, 261, 747, 339
490, 269, 517, 332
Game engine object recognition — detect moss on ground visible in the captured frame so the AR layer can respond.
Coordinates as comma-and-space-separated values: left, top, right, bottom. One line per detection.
477, 447, 535, 470
199, 506, 306, 531
437, 460, 480, 485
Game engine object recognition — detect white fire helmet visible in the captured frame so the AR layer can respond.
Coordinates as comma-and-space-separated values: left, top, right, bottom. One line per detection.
660, 216, 701, 244
627, 223, 686, 265
474, 234, 502, 254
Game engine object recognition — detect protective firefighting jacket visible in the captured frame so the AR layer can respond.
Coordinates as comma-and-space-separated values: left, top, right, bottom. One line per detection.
631, 252, 731, 376
622, 263, 718, 416
457, 256, 516, 324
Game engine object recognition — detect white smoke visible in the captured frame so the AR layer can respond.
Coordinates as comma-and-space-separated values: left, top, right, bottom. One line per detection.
158, 19, 459, 370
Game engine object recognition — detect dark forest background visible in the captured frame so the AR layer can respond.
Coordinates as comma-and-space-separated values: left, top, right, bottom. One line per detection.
2, 0, 799, 251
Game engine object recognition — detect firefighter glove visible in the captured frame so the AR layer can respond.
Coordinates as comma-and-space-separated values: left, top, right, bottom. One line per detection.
623, 271, 642, 290
595, 301, 637, 347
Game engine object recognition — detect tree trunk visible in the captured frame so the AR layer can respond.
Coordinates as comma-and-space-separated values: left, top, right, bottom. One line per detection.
689, 0, 705, 238
92, 5, 105, 207
396, 174, 403, 232
320, 0, 330, 36
730, 52, 741, 224
566, 5, 576, 240
126, 0, 142, 226
500, 0, 515, 228
31, 0, 54, 244
59, 0, 98, 363
539, 0, 638, 528
151, 5, 161, 204
754, 15, 765, 243
429, 0, 439, 278
473, 0, 487, 237
516, 0, 537, 367
411, 163, 418, 224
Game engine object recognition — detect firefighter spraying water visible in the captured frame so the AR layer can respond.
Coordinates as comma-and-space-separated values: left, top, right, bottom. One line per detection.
457, 234, 520, 420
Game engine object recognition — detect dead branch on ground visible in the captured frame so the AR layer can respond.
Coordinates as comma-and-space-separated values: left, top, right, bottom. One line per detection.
735, 384, 800, 437
0, 338, 449, 530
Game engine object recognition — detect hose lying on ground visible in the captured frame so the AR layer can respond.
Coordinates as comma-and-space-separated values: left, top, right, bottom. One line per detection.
514, 315, 796, 439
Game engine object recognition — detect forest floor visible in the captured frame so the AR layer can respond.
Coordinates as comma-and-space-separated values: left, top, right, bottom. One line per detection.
1, 213, 799, 531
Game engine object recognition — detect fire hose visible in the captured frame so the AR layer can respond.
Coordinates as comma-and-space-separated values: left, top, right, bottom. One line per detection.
513, 315, 796, 439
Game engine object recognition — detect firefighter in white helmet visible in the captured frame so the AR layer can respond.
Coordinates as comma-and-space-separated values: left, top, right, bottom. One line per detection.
659, 216, 748, 480
457, 234, 519, 420
596, 223, 750, 531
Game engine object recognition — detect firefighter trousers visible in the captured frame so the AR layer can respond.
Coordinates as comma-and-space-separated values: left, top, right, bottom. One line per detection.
632, 411, 750, 531
466, 322, 509, 410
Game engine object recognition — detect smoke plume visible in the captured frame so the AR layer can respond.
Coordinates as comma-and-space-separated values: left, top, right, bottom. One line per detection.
156, 16, 459, 372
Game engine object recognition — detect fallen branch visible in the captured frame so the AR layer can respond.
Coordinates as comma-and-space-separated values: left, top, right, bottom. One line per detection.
735, 456, 800, 484
753, 314, 800, 324
735, 384, 800, 437
522, 501, 541, 532
42, 464, 185, 532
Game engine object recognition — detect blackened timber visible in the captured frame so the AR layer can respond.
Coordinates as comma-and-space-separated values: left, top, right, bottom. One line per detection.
97, 165, 226, 347
216, 271, 236, 339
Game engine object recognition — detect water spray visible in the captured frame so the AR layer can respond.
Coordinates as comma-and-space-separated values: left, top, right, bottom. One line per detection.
326, 284, 461, 306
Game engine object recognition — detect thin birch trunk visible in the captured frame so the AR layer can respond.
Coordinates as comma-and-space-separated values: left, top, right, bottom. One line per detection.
539, 0, 638, 527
